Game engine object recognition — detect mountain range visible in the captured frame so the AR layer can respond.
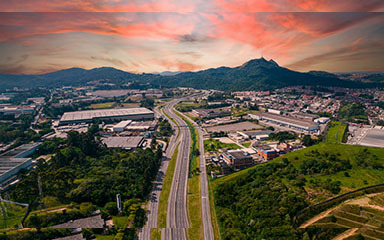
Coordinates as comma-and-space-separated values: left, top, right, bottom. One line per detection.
0, 58, 382, 91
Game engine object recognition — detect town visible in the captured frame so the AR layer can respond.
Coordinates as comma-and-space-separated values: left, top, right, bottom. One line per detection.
0, 83, 383, 239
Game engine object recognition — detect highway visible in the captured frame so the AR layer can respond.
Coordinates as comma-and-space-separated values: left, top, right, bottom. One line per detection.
139, 95, 214, 240
180, 112, 214, 240
138, 104, 180, 239
164, 99, 190, 239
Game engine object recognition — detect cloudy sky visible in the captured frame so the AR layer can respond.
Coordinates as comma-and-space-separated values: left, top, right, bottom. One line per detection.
0, 0, 383, 74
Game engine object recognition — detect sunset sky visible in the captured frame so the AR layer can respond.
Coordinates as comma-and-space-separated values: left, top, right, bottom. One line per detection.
0, 0, 383, 74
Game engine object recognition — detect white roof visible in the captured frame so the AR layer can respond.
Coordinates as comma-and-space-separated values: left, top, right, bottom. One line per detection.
60, 108, 153, 122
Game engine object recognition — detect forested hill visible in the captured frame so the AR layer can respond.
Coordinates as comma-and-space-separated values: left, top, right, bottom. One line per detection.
0, 58, 380, 91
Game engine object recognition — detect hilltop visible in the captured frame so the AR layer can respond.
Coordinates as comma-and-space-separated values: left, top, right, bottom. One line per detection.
0, 58, 381, 91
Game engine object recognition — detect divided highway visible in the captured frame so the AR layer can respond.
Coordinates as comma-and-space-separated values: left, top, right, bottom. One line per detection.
164, 100, 190, 239
138, 104, 180, 239
139, 96, 214, 240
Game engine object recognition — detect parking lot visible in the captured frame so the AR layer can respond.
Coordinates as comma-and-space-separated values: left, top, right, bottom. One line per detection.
348, 126, 384, 148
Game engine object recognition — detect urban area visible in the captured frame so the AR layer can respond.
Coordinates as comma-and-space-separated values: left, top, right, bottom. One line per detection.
0, 83, 384, 240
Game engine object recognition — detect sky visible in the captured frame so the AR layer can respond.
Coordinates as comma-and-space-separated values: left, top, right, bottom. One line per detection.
0, 0, 383, 74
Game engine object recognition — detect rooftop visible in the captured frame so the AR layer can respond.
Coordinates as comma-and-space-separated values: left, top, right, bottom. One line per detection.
60, 107, 153, 122
255, 112, 318, 129
50, 215, 104, 229
102, 136, 144, 149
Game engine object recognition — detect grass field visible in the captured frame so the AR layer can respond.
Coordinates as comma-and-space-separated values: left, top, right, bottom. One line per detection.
242, 141, 252, 148
95, 234, 115, 240
112, 216, 130, 229
0, 201, 27, 229
325, 121, 347, 144
88, 102, 116, 109
204, 139, 241, 152
157, 144, 179, 228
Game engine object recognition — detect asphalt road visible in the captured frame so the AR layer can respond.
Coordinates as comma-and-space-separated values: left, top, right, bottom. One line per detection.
164, 100, 190, 239
138, 104, 181, 240
181, 112, 214, 240
139, 95, 214, 240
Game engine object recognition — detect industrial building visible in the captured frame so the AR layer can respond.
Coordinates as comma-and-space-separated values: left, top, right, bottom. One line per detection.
314, 117, 330, 124
0, 143, 40, 192
102, 136, 145, 150
192, 108, 231, 119
112, 120, 132, 132
252, 145, 277, 161
250, 112, 319, 133
222, 150, 253, 169
59, 107, 154, 125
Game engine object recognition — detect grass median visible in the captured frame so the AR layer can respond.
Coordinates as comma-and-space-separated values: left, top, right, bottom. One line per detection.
174, 110, 203, 240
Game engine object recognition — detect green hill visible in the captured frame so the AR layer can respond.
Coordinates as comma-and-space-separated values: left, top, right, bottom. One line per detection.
211, 123, 384, 239
0, 58, 377, 91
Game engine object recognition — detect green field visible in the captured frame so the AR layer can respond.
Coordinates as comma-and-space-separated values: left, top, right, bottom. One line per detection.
242, 141, 252, 148
112, 216, 130, 229
204, 139, 241, 152
325, 121, 347, 144
89, 102, 116, 109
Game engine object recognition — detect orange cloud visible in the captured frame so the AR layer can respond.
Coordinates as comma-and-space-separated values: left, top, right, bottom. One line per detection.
0, 13, 195, 43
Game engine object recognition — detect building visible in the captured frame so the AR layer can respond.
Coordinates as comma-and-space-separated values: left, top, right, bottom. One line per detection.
0, 105, 35, 115
253, 145, 277, 161
222, 150, 253, 169
251, 112, 319, 133
314, 117, 330, 124
59, 107, 154, 125
242, 130, 273, 139
289, 112, 319, 121
256, 134, 269, 141
112, 120, 132, 132
102, 136, 145, 150
192, 108, 231, 119
0, 143, 40, 191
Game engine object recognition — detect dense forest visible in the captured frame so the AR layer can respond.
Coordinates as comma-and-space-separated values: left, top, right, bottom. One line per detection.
10, 127, 162, 216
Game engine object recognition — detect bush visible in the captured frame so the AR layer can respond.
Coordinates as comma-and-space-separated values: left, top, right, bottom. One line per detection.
104, 202, 118, 216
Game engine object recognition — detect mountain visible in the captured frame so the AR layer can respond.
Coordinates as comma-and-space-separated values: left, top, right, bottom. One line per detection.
0, 58, 378, 91
157, 58, 365, 90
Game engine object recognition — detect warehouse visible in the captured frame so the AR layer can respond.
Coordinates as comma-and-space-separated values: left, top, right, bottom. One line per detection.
59, 107, 154, 125
112, 120, 132, 132
251, 112, 319, 133
0, 143, 40, 191
102, 136, 145, 150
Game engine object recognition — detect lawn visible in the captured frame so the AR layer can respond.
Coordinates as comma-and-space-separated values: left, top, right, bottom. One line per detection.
112, 216, 129, 229
204, 139, 241, 152
157, 144, 179, 228
325, 121, 347, 144
0, 201, 28, 229
242, 141, 252, 148
89, 102, 116, 109
95, 234, 115, 240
